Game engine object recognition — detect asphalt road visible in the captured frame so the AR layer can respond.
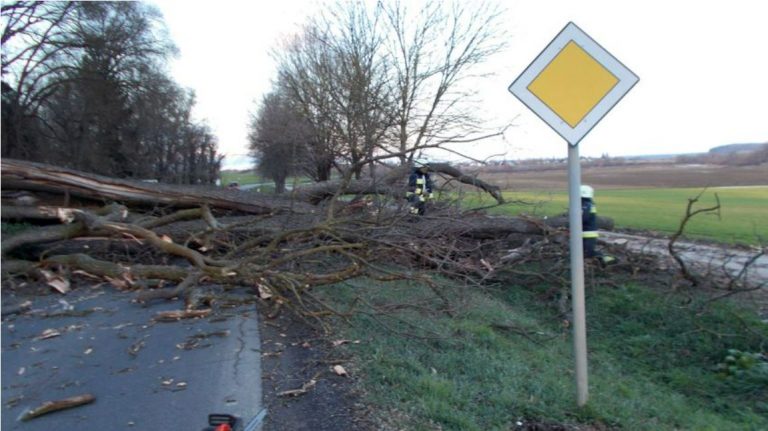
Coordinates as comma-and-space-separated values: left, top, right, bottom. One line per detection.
1, 286, 263, 430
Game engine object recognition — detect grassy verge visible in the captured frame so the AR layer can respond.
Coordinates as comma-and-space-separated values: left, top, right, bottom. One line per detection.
463, 186, 767, 245
317, 276, 767, 430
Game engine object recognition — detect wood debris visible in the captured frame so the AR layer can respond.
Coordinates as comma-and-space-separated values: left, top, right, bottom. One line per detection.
153, 309, 211, 322
39, 269, 71, 294
128, 339, 146, 357
36, 328, 61, 340
277, 373, 321, 397
1, 300, 32, 317
332, 365, 348, 377
20, 393, 95, 421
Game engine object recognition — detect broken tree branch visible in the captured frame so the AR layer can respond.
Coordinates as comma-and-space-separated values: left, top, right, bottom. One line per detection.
669, 191, 721, 287
277, 372, 321, 397
1, 203, 127, 256
20, 393, 95, 421
135, 271, 202, 304
429, 162, 504, 205
44, 254, 188, 281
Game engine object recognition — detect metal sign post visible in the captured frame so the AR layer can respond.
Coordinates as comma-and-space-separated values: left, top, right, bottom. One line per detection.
567, 143, 588, 405
509, 22, 638, 406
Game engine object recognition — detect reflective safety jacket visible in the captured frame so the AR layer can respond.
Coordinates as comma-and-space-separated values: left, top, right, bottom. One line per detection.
581, 197, 598, 239
406, 169, 434, 202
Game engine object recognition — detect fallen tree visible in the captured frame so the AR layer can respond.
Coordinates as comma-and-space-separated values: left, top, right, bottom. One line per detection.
292, 162, 505, 205
1, 158, 309, 214
1, 158, 613, 321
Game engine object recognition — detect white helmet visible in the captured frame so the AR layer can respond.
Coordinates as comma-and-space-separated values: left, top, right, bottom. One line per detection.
580, 185, 594, 199
413, 158, 430, 170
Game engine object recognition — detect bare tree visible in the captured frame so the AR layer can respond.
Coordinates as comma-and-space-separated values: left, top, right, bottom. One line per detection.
274, 1, 399, 182
1, 1, 77, 158
274, 27, 340, 182
249, 91, 310, 193
380, 0, 507, 163
320, 1, 393, 178
269, 0, 508, 184
2, 1, 220, 184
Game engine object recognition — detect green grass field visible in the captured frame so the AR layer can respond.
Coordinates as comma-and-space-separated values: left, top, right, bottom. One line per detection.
225, 168, 766, 245
465, 186, 767, 245
320, 277, 768, 430
220, 170, 263, 185
219, 171, 313, 192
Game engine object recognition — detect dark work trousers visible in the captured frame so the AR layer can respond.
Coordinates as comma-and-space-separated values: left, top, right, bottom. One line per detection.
409, 197, 426, 216
583, 238, 598, 258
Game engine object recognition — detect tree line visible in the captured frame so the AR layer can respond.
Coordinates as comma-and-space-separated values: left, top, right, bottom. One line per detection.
1, 1, 220, 184
248, 0, 507, 193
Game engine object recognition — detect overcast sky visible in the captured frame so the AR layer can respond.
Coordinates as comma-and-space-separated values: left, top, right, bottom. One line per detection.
152, 0, 768, 166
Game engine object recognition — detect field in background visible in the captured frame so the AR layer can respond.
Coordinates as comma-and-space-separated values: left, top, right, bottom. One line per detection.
464, 163, 767, 245
222, 164, 766, 244
220, 170, 262, 185
220, 170, 311, 191
467, 186, 767, 245
480, 163, 768, 191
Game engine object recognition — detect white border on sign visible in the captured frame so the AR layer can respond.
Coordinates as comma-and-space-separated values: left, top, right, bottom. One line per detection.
508, 22, 639, 146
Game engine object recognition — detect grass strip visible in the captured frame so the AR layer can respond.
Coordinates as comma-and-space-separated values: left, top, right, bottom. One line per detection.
317, 276, 768, 430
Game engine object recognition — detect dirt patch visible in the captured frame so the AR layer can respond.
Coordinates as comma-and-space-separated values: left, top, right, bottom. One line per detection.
257, 304, 374, 431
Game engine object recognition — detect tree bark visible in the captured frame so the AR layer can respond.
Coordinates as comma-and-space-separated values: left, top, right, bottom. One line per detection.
1, 159, 311, 214
3, 159, 506, 212
292, 162, 504, 204
45, 254, 189, 281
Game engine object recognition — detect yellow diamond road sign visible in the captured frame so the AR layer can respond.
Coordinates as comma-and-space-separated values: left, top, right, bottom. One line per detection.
509, 22, 638, 145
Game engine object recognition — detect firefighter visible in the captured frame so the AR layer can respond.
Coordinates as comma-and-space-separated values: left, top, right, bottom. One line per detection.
406, 159, 434, 216
581, 185, 616, 267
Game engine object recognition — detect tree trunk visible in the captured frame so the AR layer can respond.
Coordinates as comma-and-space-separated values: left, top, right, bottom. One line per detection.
1, 158, 311, 214
274, 175, 287, 194
292, 162, 505, 205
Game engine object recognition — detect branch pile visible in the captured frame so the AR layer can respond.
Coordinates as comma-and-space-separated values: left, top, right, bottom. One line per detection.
1, 159, 612, 320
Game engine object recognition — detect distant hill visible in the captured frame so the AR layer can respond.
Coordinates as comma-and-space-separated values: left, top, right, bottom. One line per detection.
623, 153, 687, 161
708, 143, 768, 155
